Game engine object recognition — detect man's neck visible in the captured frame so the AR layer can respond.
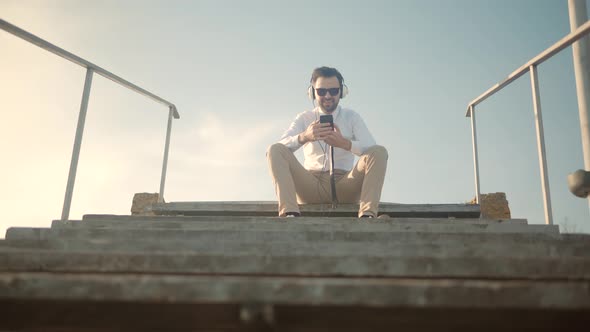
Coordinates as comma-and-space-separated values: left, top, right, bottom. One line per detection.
318, 106, 340, 114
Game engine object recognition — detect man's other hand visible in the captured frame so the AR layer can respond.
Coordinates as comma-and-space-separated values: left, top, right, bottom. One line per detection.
324, 125, 352, 151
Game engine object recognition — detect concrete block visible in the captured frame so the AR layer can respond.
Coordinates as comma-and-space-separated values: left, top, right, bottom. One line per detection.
469, 192, 511, 219
131, 193, 161, 216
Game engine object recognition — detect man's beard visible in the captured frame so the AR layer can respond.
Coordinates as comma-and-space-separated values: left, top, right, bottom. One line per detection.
319, 99, 338, 113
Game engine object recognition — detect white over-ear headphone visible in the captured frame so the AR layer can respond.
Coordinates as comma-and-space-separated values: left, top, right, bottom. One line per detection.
307, 83, 349, 100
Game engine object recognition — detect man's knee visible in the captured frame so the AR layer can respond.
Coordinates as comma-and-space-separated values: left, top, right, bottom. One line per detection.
267, 143, 289, 158
365, 145, 388, 161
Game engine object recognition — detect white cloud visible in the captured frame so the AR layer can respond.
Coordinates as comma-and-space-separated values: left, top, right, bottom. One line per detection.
173, 111, 282, 168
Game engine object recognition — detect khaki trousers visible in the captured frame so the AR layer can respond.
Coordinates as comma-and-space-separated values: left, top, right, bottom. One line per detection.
266, 143, 388, 217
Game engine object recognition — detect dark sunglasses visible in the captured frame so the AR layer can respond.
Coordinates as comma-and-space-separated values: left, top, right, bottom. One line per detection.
316, 88, 340, 97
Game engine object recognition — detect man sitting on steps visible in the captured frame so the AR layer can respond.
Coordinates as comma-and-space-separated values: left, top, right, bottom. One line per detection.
266, 66, 388, 218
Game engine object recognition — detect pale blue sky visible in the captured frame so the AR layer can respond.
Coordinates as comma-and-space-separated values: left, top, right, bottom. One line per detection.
1, 0, 589, 236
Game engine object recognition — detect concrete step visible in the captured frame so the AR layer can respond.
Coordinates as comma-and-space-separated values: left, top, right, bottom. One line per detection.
81, 214, 527, 225
0, 272, 588, 309
1, 273, 588, 331
1, 292, 588, 332
5, 226, 564, 244
63, 217, 539, 234
2, 230, 588, 258
150, 201, 481, 218
1, 250, 588, 280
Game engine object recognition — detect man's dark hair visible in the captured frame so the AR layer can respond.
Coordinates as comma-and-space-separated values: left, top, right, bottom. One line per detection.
310, 66, 344, 87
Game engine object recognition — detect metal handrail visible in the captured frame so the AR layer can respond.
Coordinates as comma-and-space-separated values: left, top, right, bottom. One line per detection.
0, 18, 179, 220
465, 16, 590, 225
466, 19, 590, 117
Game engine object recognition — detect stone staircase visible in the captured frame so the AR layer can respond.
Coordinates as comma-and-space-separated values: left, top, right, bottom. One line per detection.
0, 201, 589, 331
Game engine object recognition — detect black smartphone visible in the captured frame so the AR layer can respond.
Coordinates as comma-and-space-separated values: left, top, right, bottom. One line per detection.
319, 114, 334, 129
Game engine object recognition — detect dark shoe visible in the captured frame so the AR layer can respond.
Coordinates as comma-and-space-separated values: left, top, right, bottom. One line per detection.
285, 212, 301, 217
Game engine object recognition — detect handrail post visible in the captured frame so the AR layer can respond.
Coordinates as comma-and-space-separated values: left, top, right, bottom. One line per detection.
529, 65, 554, 225
159, 107, 174, 203
61, 67, 94, 221
2, 20, 180, 215
568, 0, 590, 211
469, 105, 481, 205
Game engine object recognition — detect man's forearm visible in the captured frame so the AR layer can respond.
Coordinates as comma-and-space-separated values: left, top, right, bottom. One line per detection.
343, 138, 352, 151
334, 137, 352, 150
298, 132, 351, 150
297, 133, 307, 145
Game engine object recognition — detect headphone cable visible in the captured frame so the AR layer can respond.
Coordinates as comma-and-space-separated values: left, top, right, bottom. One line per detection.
329, 145, 338, 209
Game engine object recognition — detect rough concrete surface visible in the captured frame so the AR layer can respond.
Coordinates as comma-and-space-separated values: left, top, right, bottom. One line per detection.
1, 200, 589, 331
130, 192, 161, 216
470, 192, 511, 219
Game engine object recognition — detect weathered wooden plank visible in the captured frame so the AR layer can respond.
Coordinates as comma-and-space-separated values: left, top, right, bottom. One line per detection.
0, 250, 588, 280
150, 202, 481, 218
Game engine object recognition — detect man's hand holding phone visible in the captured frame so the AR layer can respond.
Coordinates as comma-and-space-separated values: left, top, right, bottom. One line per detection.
298, 115, 352, 151
298, 120, 333, 144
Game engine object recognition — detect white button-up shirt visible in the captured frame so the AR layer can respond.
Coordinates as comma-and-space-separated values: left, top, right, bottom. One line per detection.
278, 106, 376, 172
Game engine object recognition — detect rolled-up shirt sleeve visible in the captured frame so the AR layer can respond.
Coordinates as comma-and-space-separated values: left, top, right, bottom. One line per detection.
349, 112, 376, 156
278, 113, 306, 152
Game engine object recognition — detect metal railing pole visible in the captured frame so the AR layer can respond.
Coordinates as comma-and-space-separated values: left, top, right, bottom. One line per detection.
158, 107, 174, 203
568, 0, 590, 211
529, 65, 554, 225
469, 105, 481, 205
2, 20, 180, 215
61, 68, 94, 221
